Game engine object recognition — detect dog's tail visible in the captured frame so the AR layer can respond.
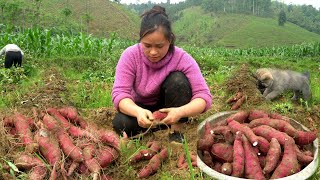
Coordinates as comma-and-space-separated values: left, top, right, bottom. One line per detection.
303, 71, 310, 80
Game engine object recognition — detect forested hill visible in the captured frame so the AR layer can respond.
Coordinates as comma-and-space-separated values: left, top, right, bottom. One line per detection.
173, 7, 320, 48
0, 0, 140, 39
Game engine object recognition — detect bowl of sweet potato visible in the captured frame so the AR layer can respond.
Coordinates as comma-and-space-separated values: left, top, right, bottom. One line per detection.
197, 110, 319, 180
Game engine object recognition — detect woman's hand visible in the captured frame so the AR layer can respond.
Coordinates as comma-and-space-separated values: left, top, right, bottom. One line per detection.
158, 107, 184, 125
136, 108, 154, 128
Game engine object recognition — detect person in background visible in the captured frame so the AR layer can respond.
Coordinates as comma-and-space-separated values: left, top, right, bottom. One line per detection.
0, 43, 24, 68
111, 5, 212, 143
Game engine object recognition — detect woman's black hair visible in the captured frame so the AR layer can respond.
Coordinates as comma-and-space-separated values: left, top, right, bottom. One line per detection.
140, 5, 175, 53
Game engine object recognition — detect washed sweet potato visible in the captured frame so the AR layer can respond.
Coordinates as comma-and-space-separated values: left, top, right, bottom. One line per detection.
202, 150, 214, 168
226, 111, 249, 124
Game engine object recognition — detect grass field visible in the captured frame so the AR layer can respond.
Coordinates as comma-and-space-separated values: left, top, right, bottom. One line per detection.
0, 28, 319, 179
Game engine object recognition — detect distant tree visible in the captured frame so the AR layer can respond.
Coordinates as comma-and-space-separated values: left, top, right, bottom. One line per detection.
278, 9, 286, 26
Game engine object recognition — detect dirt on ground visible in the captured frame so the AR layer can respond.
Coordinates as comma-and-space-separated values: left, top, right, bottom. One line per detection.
0, 64, 319, 179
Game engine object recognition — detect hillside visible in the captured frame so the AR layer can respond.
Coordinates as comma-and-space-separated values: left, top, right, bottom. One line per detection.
173, 7, 320, 48
41, 0, 140, 39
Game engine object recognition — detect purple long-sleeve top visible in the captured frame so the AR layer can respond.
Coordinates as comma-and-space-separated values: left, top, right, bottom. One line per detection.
112, 43, 212, 112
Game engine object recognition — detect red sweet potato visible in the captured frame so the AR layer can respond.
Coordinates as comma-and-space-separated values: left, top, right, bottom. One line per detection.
35, 130, 61, 166
227, 118, 259, 146
67, 161, 80, 176
56, 130, 83, 162
226, 110, 249, 124
271, 138, 300, 179
256, 136, 270, 155
203, 121, 214, 137
58, 106, 88, 129
221, 162, 232, 175
210, 143, 233, 162
226, 92, 243, 103
68, 125, 98, 142
83, 144, 96, 160
242, 135, 265, 180
268, 112, 290, 122
85, 158, 101, 180
13, 114, 39, 153
231, 131, 244, 177
211, 125, 234, 144
46, 107, 71, 129
176, 151, 197, 169
130, 141, 161, 163
202, 150, 214, 168
263, 138, 281, 174
231, 95, 246, 110
197, 135, 214, 151
42, 114, 61, 131
137, 148, 168, 178
252, 125, 291, 145
14, 154, 47, 180
248, 109, 269, 121
96, 146, 119, 168
249, 118, 317, 145
152, 111, 168, 121
295, 145, 314, 165
98, 129, 120, 151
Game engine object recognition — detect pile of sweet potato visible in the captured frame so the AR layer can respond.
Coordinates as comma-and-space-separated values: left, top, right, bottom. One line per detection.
2, 106, 120, 180
197, 110, 317, 179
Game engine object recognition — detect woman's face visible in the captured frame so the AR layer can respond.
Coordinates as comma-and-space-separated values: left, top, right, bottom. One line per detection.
140, 29, 171, 63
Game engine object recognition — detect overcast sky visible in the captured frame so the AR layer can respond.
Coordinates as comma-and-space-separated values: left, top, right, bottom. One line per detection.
120, 0, 320, 9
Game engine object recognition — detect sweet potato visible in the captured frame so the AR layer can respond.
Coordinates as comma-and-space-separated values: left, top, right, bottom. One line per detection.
221, 162, 232, 175
96, 146, 119, 168
231, 95, 246, 110
13, 114, 39, 153
250, 120, 317, 145
268, 112, 290, 122
271, 138, 300, 179
226, 92, 243, 103
14, 154, 47, 180
231, 131, 244, 177
176, 151, 197, 169
256, 136, 270, 155
202, 150, 214, 168
130, 141, 161, 163
210, 143, 233, 162
152, 111, 168, 121
68, 125, 98, 142
203, 121, 214, 137
85, 158, 101, 180
67, 161, 79, 176
252, 125, 291, 145
83, 144, 96, 160
227, 118, 259, 146
58, 106, 88, 129
197, 135, 214, 151
211, 125, 234, 144
42, 114, 61, 131
35, 129, 61, 166
248, 109, 269, 121
242, 135, 265, 180
46, 107, 71, 129
295, 145, 314, 165
98, 129, 120, 151
137, 148, 168, 178
226, 110, 249, 124
56, 129, 83, 162
263, 138, 281, 174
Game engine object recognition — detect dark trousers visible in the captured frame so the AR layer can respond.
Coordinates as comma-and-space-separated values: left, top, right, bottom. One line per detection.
112, 71, 192, 137
5, 51, 22, 68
